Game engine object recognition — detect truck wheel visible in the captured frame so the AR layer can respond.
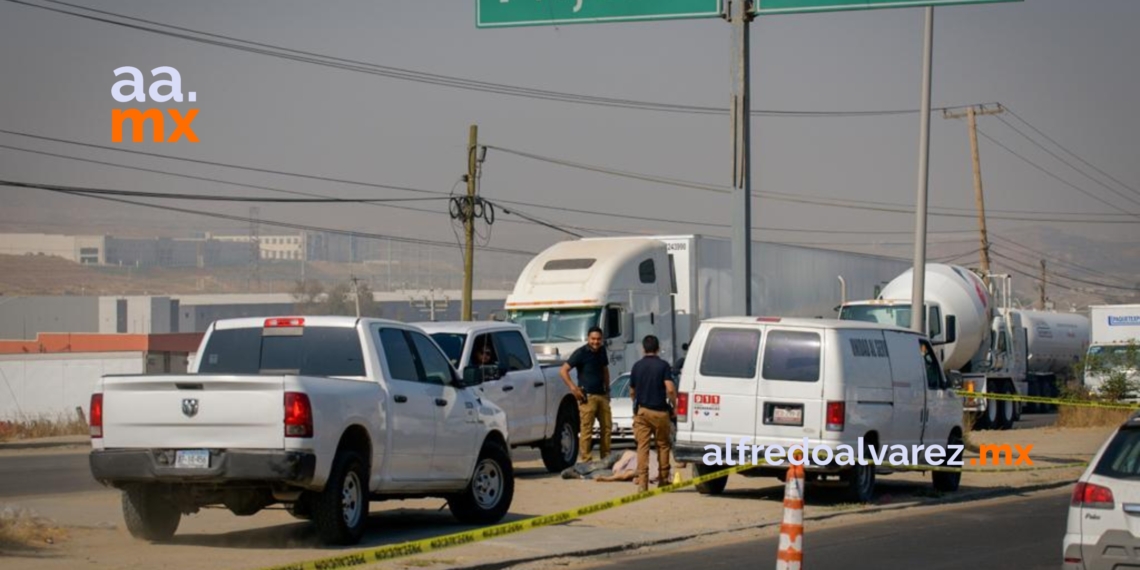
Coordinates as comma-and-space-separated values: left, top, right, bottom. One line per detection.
932, 432, 963, 493
286, 492, 313, 520
843, 441, 876, 503
693, 463, 728, 496
311, 450, 369, 545
121, 485, 181, 542
541, 407, 579, 472
995, 385, 1013, 431
450, 440, 514, 524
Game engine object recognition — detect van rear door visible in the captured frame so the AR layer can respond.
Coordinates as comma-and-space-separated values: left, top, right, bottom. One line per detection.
680, 325, 762, 446
754, 328, 826, 442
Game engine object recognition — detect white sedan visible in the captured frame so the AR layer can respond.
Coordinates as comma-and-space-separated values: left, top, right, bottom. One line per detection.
1064, 411, 1140, 569
596, 373, 676, 443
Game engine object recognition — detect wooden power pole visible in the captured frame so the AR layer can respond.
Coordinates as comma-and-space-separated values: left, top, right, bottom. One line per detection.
462, 125, 478, 321
1038, 259, 1047, 310
943, 104, 1003, 283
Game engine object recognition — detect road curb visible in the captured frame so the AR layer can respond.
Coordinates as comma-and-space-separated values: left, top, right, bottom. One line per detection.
451, 479, 1076, 570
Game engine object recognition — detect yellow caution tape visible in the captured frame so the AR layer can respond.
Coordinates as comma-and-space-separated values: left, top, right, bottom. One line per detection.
959, 390, 1140, 410
256, 462, 759, 570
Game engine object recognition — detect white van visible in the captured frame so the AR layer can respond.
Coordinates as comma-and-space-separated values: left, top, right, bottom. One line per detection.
673, 317, 964, 502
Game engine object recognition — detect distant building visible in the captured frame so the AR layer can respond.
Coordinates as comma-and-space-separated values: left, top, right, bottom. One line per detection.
0, 233, 254, 267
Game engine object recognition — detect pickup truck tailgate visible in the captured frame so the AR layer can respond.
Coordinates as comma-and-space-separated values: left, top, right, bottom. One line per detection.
100, 374, 286, 449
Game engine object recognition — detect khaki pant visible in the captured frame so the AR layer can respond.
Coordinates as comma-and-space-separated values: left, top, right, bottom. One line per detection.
578, 395, 611, 462
634, 408, 673, 491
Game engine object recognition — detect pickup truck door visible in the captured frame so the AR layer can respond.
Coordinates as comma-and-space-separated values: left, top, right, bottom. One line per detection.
405, 331, 481, 481
376, 327, 437, 478
493, 330, 546, 443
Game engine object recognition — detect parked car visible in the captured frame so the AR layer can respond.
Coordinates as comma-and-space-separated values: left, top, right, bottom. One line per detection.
89, 316, 513, 546
1064, 411, 1140, 569
420, 321, 580, 472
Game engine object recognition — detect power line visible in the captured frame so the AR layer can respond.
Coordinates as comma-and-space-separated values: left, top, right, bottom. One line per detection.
486, 144, 1140, 223
0, 180, 449, 203
1005, 106, 1140, 200
13, 181, 541, 256
975, 127, 1140, 220
989, 248, 1140, 292
993, 115, 1140, 209
988, 233, 1134, 285
6, 0, 982, 119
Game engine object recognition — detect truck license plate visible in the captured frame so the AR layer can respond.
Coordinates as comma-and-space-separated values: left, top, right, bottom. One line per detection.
174, 449, 210, 469
772, 406, 803, 426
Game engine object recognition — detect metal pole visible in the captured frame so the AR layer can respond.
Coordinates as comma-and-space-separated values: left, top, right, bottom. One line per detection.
730, 0, 753, 316
910, 6, 934, 335
463, 125, 478, 321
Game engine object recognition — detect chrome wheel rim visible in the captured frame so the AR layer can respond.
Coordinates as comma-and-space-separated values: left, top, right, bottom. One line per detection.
560, 423, 575, 462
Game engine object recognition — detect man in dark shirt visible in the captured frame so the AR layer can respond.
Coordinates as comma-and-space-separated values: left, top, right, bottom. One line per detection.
629, 334, 677, 491
560, 326, 611, 463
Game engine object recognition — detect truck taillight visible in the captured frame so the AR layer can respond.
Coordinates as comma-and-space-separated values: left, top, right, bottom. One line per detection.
90, 393, 103, 438
265, 317, 305, 328
676, 392, 689, 423
826, 401, 845, 432
1072, 482, 1114, 509
284, 392, 313, 438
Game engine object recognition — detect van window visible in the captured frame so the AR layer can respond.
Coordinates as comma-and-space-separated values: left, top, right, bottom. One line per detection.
920, 340, 943, 390
699, 328, 761, 379
929, 306, 942, 339
762, 331, 821, 383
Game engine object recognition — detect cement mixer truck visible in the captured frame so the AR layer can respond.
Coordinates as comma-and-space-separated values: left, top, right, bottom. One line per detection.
838, 264, 1088, 429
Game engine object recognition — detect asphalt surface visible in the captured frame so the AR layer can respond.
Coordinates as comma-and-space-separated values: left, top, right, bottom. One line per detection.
594, 490, 1069, 570
0, 450, 104, 498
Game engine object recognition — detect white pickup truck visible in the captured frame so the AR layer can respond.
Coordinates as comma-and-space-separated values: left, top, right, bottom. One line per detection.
417, 322, 580, 472
88, 316, 513, 546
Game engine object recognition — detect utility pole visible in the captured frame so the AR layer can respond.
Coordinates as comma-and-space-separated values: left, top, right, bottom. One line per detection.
463, 125, 478, 321
1038, 260, 1047, 310
350, 274, 361, 318
943, 103, 1004, 284
729, 0, 753, 317
910, 7, 934, 336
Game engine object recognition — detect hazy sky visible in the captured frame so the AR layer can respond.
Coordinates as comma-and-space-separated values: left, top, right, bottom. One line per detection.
1, 0, 1137, 268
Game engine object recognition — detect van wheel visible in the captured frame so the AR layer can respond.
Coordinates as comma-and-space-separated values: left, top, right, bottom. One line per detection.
449, 441, 514, 524
541, 407, 578, 472
122, 485, 181, 542
311, 450, 368, 545
932, 432, 963, 493
843, 441, 876, 503
693, 463, 728, 496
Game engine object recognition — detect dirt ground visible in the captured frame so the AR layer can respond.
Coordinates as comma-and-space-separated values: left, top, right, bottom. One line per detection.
0, 424, 1114, 570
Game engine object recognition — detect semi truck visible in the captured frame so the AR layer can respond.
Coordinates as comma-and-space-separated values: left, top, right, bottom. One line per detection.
1084, 304, 1140, 396
503, 234, 911, 381
839, 263, 1089, 429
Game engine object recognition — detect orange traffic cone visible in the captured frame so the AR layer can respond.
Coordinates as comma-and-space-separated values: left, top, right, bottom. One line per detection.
776, 461, 805, 570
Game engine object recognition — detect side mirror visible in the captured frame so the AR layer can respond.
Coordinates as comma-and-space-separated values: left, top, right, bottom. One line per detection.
947, 370, 963, 390
460, 366, 485, 387
682, 342, 689, 352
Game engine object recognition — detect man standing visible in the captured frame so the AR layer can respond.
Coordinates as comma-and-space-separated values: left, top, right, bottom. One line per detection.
629, 334, 677, 492
560, 326, 611, 463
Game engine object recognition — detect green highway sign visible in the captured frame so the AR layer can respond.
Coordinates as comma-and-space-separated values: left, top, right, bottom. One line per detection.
476, 0, 723, 28
753, 0, 1021, 16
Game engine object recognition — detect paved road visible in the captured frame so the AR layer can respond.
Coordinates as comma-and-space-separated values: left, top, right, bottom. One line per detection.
1016, 412, 1057, 430
0, 451, 104, 498
594, 490, 1069, 570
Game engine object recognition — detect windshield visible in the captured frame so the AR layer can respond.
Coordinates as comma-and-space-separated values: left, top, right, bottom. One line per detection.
508, 308, 601, 343
840, 304, 913, 329
611, 374, 631, 398
429, 333, 467, 368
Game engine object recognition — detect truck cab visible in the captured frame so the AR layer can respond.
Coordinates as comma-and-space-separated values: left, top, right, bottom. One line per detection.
504, 238, 675, 381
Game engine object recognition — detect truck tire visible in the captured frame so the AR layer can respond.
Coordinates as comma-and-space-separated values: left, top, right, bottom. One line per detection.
121, 485, 181, 542
311, 450, 369, 546
693, 462, 728, 496
540, 406, 579, 472
286, 492, 313, 520
995, 384, 1013, 431
843, 440, 876, 503
449, 440, 514, 524
932, 432, 963, 493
